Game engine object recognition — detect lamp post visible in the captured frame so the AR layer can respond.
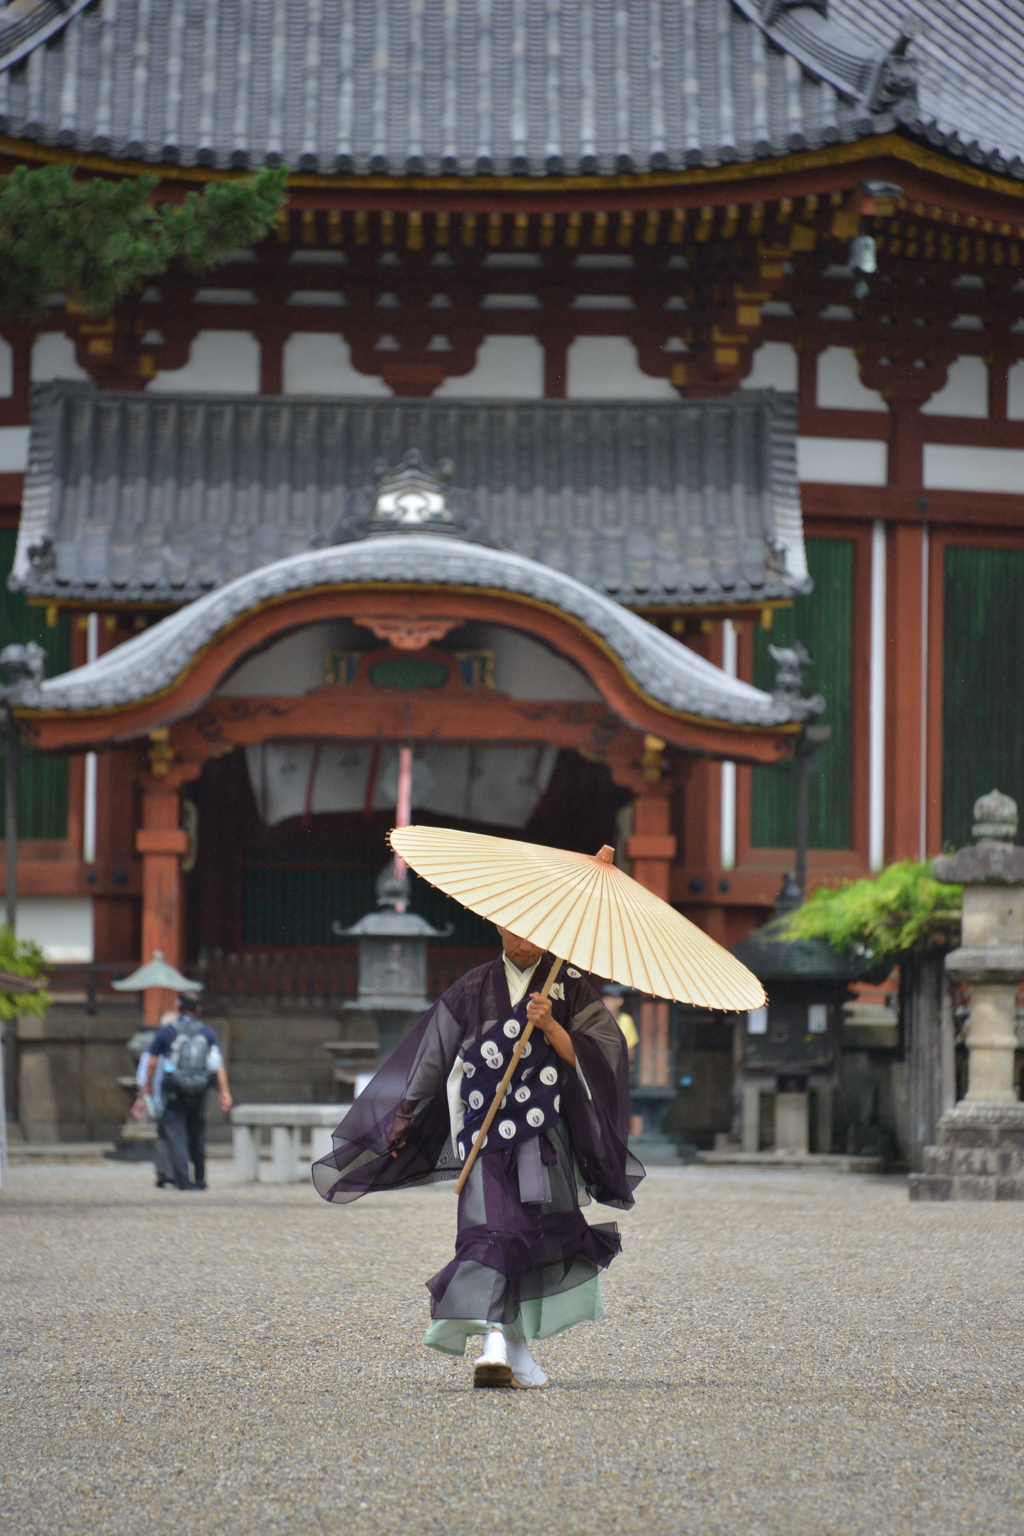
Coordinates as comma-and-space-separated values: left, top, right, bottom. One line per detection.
726, 642, 843, 1157
0, 642, 46, 1184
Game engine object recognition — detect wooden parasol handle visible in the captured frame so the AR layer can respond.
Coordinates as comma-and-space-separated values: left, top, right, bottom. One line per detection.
453, 954, 563, 1196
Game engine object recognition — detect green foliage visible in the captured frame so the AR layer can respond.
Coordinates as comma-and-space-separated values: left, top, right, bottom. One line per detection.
783, 861, 962, 966
0, 923, 50, 1021
0, 164, 288, 320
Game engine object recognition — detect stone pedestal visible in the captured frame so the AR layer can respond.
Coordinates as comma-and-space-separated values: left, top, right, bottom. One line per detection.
910, 1102, 1024, 1201
910, 790, 1024, 1202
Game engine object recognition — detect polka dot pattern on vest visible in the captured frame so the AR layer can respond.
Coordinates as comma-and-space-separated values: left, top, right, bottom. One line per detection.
458, 1017, 563, 1156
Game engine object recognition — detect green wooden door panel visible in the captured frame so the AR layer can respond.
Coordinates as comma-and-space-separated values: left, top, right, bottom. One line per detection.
0, 528, 71, 840
942, 545, 1024, 850
751, 537, 854, 851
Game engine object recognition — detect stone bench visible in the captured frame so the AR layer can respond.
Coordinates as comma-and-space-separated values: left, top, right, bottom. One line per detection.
230, 1104, 342, 1184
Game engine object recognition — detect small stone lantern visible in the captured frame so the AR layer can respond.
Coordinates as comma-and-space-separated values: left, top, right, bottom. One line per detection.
911, 789, 1024, 1201
333, 865, 449, 1066
731, 874, 871, 1155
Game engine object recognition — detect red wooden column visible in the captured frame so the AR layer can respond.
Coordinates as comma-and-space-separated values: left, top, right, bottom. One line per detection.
626, 761, 677, 1090
885, 522, 928, 862
135, 737, 200, 1023
857, 346, 950, 866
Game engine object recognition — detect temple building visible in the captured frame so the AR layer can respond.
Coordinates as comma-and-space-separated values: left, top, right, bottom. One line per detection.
0, 0, 1022, 1146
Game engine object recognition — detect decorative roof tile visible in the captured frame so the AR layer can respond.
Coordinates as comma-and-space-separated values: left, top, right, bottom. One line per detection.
12, 382, 808, 611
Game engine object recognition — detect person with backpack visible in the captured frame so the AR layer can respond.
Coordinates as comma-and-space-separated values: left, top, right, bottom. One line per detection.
144, 995, 232, 1190
130, 1009, 179, 1188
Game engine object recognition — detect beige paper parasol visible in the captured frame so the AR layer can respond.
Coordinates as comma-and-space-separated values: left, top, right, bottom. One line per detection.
389, 825, 765, 1194
388, 825, 765, 1011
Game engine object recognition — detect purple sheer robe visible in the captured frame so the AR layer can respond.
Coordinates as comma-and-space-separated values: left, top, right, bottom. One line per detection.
312, 955, 645, 1336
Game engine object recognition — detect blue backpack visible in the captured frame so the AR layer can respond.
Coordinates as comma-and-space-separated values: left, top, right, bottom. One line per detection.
164, 1016, 211, 1096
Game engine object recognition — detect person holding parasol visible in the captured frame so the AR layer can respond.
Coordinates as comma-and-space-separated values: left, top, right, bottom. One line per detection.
313, 828, 763, 1389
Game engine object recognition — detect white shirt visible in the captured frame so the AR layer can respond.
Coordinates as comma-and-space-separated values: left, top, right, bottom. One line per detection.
503, 953, 539, 1007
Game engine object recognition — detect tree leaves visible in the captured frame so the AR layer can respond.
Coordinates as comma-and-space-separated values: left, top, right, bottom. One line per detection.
0, 164, 288, 321
784, 861, 962, 966
0, 923, 50, 1021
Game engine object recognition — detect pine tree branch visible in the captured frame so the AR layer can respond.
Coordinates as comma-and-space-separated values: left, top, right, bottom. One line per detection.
0, 165, 288, 321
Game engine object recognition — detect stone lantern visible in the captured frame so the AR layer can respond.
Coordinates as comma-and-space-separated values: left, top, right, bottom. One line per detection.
731, 874, 871, 1155
333, 864, 449, 1067
910, 789, 1024, 1201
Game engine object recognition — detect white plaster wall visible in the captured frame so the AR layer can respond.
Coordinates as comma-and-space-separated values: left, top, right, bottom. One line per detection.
741, 341, 797, 392
31, 332, 88, 381
218, 622, 347, 695
219, 619, 601, 702
0, 336, 12, 396
434, 336, 544, 398
1008, 359, 1024, 420
468, 625, 601, 700
566, 336, 677, 399
816, 346, 886, 410
798, 437, 888, 485
921, 355, 988, 417
924, 445, 1024, 493
282, 334, 391, 395
148, 331, 260, 393
16, 896, 93, 962
0, 427, 29, 471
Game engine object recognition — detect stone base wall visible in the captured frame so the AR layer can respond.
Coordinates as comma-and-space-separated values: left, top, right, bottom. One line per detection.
219, 1007, 338, 1109
12, 1000, 363, 1143
14, 1003, 141, 1142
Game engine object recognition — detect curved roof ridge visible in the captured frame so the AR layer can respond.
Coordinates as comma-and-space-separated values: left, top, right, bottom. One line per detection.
31, 532, 810, 729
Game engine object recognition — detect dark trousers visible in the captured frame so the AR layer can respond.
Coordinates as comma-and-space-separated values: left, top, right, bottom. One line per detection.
153, 1121, 175, 1183
161, 1093, 207, 1187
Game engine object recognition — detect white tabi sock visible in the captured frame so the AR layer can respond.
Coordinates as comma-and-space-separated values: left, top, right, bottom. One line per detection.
478, 1329, 508, 1366
505, 1337, 548, 1388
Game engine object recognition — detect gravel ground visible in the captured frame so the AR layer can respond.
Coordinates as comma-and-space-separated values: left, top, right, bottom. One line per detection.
1, 1160, 1023, 1536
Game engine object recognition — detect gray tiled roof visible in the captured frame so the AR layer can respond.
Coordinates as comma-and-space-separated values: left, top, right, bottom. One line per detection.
824, 0, 1024, 176
29, 532, 812, 727
12, 382, 807, 610
0, 0, 1018, 178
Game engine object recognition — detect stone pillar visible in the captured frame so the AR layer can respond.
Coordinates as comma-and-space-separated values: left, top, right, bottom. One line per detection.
909, 790, 1024, 1201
